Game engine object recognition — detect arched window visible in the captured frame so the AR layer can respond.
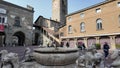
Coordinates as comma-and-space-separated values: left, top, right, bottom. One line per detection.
96, 18, 102, 30
68, 25, 72, 33
14, 16, 21, 27
0, 17, 5, 23
80, 22, 85, 32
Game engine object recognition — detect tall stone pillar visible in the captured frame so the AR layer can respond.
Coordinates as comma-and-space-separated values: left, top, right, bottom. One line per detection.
0, 36, 2, 46
74, 38, 77, 48
5, 33, 12, 46
1, 36, 5, 47
84, 37, 87, 48
110, 36, 116, 50
96, 37, 100, 44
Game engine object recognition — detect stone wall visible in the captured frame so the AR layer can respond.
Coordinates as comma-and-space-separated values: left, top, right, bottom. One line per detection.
0, 1, 34, 46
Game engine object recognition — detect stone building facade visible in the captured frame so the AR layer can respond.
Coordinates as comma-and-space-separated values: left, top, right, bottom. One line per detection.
52, 0, 67, 26
33, 16, 60, 45
0, 1, 34, 46
61, 0, 120, 49
33, 0, 68, 46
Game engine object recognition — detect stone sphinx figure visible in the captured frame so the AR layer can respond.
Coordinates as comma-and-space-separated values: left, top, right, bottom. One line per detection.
76, 44, 104, 68
110, 49, 120, 68
0, 50, 19, 68
23, 47, 34, 62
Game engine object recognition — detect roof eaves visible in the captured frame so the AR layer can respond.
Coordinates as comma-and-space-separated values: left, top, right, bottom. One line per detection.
66, 0, 116, 17
1, 0, 34, 13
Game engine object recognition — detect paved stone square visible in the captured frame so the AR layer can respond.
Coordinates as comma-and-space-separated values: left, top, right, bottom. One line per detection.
0, 46, 114, 68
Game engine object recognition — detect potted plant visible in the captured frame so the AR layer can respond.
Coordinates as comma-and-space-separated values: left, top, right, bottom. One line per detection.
95, 43, 101, 50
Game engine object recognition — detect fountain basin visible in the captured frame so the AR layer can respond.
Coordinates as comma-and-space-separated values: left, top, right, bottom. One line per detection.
33, 48, 79, 66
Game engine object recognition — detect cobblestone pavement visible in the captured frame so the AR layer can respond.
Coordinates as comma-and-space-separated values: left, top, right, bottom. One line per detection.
0, 46, 114, 68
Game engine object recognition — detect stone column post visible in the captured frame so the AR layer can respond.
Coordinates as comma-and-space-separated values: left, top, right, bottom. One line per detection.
0, 36, 2, 46
96, 37, 100, 44
74, 38, 77, 48
84, 37, 87, 48
2, 35, 5, 47
5, 34, 12, 46
110, 36, 116, 50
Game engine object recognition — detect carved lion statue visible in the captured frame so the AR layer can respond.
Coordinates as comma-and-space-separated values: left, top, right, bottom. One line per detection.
76, 44, 104, 68
0, 50, 19, 68
110, 49, 120, 68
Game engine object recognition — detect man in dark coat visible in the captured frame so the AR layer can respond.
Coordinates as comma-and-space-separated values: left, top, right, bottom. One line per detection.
103, 42, 110, 58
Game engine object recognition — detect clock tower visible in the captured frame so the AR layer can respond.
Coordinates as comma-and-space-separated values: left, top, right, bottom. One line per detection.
52, 0, 68, 26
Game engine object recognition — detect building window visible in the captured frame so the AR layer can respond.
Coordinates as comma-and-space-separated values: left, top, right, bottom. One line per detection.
80, 13, 85, 18
96, 8, 101, 13
60, 32, 64, 36
0, 8, 7, 14
2, 17, 5, 23
68, 17, 72, 21
118, 2, 120, 7
96, 18, 102, 30
80, 22, 85, 32
13, 16, 21, 27
68, 25, 72, 33
0, 16, 6, 24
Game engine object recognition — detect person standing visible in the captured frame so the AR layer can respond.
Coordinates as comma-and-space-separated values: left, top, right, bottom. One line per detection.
66, 42, 69, 48
60, 42, 64, 47
103, 42, 110, 58
81, 43, 86, 50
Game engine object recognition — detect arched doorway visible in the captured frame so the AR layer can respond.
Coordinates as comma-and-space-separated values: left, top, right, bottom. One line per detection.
0, 32, 6, 46
13, 31, 25, 46
69, 38, 76, 48
62, 39, 67, 47
87, 37, 96, 46
77, 38, 84, 43
34, 33, 39, 45
100, 36, 110, 48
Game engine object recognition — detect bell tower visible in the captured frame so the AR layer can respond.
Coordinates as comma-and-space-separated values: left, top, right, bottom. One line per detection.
52, 0, 68, 26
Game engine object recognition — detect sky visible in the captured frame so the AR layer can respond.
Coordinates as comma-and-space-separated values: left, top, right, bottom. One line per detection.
4, 0, 105, 22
